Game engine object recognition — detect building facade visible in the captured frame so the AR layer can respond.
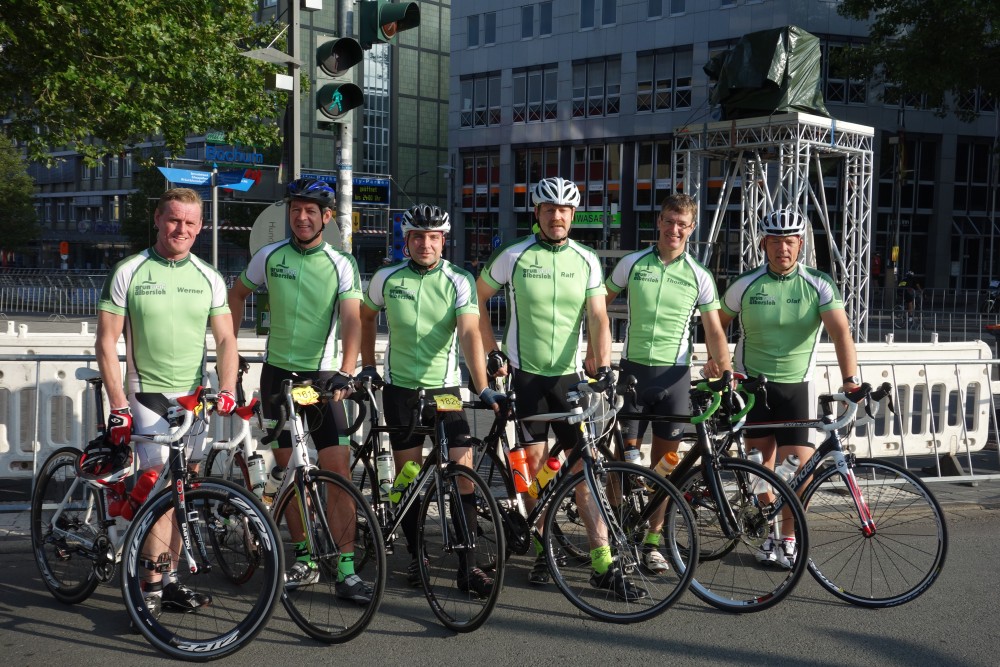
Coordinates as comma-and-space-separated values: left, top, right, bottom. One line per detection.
448, 0, 999, 290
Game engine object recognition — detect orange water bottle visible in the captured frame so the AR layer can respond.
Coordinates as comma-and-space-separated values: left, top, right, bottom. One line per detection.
508, 447, 531, 493
527, 458, 561, 499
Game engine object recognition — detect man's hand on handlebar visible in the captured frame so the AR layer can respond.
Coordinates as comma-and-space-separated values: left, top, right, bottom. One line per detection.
325, 371, 354, 401
486, 350, 509, 378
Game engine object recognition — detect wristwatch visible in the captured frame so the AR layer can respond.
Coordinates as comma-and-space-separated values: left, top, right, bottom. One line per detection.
842, 375, 861, 385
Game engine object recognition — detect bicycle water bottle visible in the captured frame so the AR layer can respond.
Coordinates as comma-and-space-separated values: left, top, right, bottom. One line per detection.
265, 465, 285, 497
623, 445, 642, 465
645, 451, 679, 492
508, 446, 531, 493
246, 453, 268, 499
376, 452, 395, 499
389, 460, 420, 503
775, 455, 801, 485
109, 469, 159, 520
527, 458, 561, 499
747, 449, 770, 494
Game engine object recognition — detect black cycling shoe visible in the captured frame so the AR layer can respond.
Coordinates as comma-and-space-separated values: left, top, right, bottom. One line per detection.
528, 554, 550, 585
458, 567, 495, 598
161, 582, 212, 612
589, 565, 648, 602
335, 574, 374, 604
406, 556, 427, 587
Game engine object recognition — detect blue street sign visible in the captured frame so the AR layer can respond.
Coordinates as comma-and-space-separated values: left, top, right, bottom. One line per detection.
492, 235, 501, 249
157, 167, 212, 186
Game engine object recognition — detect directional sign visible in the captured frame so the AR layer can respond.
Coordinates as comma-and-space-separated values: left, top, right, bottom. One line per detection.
157, 167, 213, 186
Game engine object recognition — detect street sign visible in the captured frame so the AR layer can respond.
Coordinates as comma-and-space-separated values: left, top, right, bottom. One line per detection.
492, 236, 501, 249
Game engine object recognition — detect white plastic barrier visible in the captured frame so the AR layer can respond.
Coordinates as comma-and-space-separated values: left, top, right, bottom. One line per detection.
0, 320, 996, 481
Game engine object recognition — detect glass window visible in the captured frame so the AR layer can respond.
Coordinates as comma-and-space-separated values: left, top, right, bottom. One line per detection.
474, 78, 487, 126
124, 152, 132, 177
588, 61, 605, 116
484, 12, 496, 45
540, 2, 553, 36
543, 67, 558, 120
572, 64, 587, 117
109, 156, 119, 178
467, 15, 480, 48
522, 5, 534, 39
671, 0, 685, 13
461, 80, 474, 127
648, 0, 662, 19
513, 72, 527, 123
581, 0, 595, 29
528, 71, 543, 121
602, 0, 617, 26
488, 75, 501, 125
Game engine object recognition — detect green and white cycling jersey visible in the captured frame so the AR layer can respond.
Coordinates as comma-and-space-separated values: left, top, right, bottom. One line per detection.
481, 234, 605, 377
98, 247, 229, 394
364, 259, 478, 390
238, 239, 361, 372
606, 248, 720, 366
721, 264, 844, 383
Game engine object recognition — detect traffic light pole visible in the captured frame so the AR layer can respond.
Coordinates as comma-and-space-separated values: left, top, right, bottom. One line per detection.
337, 0, 353, 253
288, 1, 302, 181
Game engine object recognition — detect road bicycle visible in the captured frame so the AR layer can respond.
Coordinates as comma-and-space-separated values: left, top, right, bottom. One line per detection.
588, 372, 809, 613
729, 380, 948, 608
468, 377, 699, 624
206, 374, 386, 643
30, 368, 283, 661
347, 377, 505, 633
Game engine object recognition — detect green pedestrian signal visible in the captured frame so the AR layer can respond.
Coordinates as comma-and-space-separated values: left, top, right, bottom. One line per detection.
315, 37, 364, 126
359, 1, 421, 49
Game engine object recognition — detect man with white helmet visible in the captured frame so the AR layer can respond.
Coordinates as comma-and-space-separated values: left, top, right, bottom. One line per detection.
706, 208, 860, 569
361, 203, 502, 597
477, 177, 645, 601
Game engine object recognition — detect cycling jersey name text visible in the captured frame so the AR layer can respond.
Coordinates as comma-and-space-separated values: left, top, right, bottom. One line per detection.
521, 265, 553, 280
389, 286, 416, 301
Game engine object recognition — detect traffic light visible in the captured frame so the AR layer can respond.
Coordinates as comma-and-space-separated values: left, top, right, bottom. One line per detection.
359, 1, 421, 49
315, 36, 364, 127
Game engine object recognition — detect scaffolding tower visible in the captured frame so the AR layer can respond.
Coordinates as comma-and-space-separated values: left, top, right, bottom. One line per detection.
673, 112, 875, 342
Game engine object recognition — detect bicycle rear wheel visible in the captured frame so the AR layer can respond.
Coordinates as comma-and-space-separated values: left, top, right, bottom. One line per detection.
274, 469, 386, 643
417, 464, 506, 633
667, 458, 809, 613
120, 479, 283, 661
203, 447, 250, 488
803, 458, 947, 608
31, 447, 101, 604
544, 462, 698, 624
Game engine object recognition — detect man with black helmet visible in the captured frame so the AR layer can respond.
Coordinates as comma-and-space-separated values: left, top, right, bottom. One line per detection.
228, 178, 372, 603
360, 203, 502, 597
476, 176, 646, 602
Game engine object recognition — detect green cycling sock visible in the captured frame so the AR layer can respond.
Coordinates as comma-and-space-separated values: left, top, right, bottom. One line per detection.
591, 545, 613, 574
533, 535, 544, 556
294, 540, 313, 564
643, 531, 661, 547
338, 552, 355, 582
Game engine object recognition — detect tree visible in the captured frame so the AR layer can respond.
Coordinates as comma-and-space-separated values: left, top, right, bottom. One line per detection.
0, 134, 41, 252
838, 1, 1000, 120
122, 154, 167, 253
0, 1, 287, 164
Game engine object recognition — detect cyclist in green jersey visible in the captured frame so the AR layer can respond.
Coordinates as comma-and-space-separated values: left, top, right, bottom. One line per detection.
96, 187, 239, 619
707, 209, 860, 569
603, 193, 734, 574
360, 204, 502, 595
477, 176, 645, 601
228, 178, 371, 603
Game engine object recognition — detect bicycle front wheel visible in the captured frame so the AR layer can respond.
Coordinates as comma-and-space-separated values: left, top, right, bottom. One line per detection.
31, 447, 101, 604
544, 461, 698, 624
120, 478, 283, 661
274, 470, 386, 643
417, 464, 506, 633
803, 458, 947, 608
668, 458, 809, 613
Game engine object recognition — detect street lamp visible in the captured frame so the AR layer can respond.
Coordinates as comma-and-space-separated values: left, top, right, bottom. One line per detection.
398, 170, 428, 208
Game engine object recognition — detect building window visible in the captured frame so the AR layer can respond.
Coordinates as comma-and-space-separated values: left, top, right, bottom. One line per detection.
461, 152, 501, 211
95, 159, 104, 179
124, 152, 133, 177
460, 73, 502, 128
514, 147, 562, 210
671, 0, 685, 12
467, 14, 480, 48
601, 0, 617, 26
956, 87, 996, 115
637, 50, 693, 112
572, 58, 621, 118
720, 0, 736, 7
824, 43, 867, 105
581, 0, 595, 29
539, 2, 553, 36
109, 155, 119, 178
82, 163, 91, 180
521, 5, 534, 39
953, 140, 993, 213
647, 0, 662, 18
513, 65, 558, 123
635, 141, 673, 210
484, 12, 496, 45
57, 202, 66, 223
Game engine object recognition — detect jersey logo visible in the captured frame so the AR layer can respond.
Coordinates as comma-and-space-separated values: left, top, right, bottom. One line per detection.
135, 269, 166, 296
521, 263, 553, 280
633, 268, 659, 284
269, 259, 298, 281
389, 285, 416, 301
749, 286, 777, 306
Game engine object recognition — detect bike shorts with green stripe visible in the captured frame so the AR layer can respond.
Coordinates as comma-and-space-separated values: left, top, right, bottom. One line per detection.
260, 362, 350, 449
618, 359, 690, 442
511, 368, 585, 446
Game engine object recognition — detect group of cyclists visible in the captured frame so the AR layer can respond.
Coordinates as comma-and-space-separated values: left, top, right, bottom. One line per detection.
91, 174, 859, 628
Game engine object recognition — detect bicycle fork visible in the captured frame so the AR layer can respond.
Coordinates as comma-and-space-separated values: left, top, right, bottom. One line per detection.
832, 453, 877, 537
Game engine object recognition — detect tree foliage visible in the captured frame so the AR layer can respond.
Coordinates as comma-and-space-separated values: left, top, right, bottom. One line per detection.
838, 0, 1000, 120
122, 154, 167, 253
0, 1, 287, 164
0, 134, 41, 251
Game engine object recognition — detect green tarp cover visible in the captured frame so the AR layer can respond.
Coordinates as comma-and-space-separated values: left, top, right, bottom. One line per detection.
704, 25, 830, 120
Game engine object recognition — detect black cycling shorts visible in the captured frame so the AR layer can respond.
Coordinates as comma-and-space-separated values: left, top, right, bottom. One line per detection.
260, 363, 350, 450
382, 384, 472, 452
744, 379, 814, 446
511, 368, 585, 446
618, 358, 690, 442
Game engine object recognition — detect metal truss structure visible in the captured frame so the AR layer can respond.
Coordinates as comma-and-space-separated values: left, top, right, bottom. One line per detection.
673, 112, 875, 341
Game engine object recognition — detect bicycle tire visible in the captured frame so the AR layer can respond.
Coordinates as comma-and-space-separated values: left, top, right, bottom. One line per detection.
802, 457, 947, 608
667, 457, 809, 613
417, 463, 506, 633
30, 447, 102, 604
473, 443, 533, 556
273, 469, 386, 643
544, 461, 698, 623
201, 450, 261, 584
120, 478, 283, 661
203, 447, 250, 488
